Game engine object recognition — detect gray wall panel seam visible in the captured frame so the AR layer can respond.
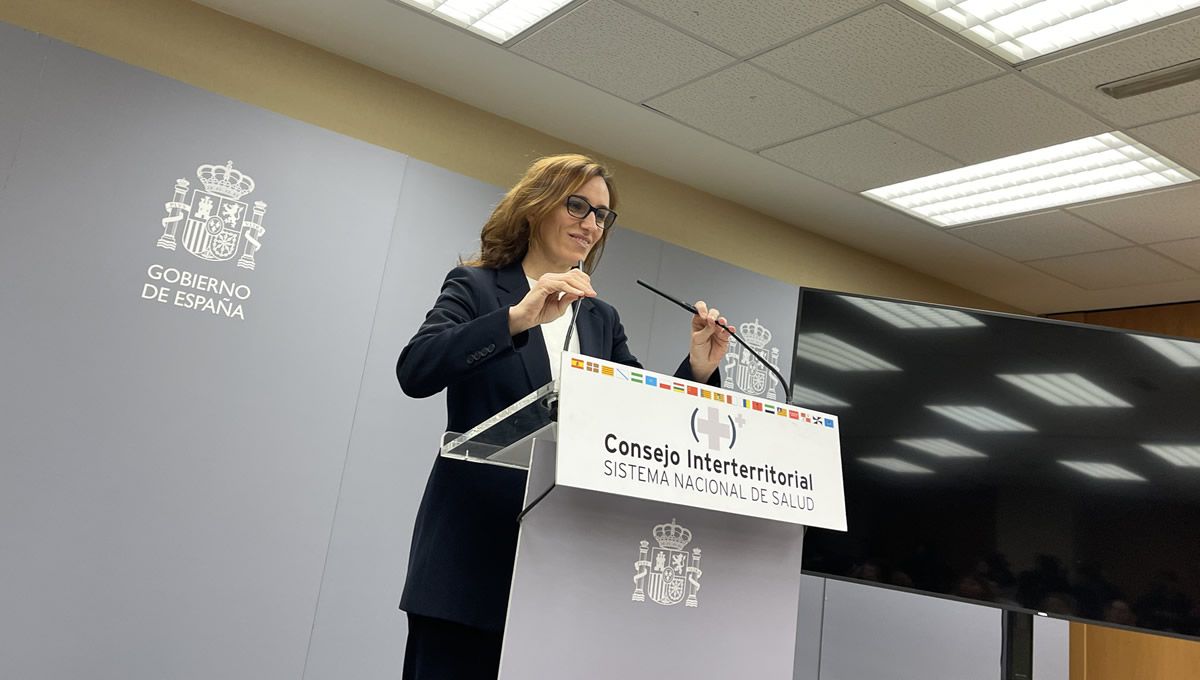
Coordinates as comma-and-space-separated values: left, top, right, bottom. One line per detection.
816, 577, 826, 680
299, 156, 412, 680
645, 237, 668, 362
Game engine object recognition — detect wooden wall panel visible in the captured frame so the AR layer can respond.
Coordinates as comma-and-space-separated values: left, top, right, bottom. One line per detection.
1051, 311, 1089, 325
1071, 624, 1200, 680
1047, 302, 1200, 340
1070, 621, 1088, 680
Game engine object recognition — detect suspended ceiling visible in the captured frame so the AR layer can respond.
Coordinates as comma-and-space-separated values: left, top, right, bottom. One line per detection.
191, 0, 1200, 314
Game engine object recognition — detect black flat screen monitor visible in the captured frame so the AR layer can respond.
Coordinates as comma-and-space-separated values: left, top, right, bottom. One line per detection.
792, 288, 1200, 641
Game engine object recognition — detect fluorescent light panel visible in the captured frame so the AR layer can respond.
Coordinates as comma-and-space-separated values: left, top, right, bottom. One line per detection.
928, 405, 1036, 432
395, 0, 571, 42
901, 1, 1200, 63
791, 386, 850, 408
1142, 444, 1200, 467
1134, 334, 1200, 367
795, 334, 901, 371
863, 132, 1198, 227
897, 438, 986, 458
999, 373, 1131, 407
843, 296, 984, 329
861, 457, 934, 474
1060, 460, 1146, 481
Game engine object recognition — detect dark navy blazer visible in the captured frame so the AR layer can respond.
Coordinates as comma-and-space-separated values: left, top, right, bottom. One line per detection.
396, 261, 719, 631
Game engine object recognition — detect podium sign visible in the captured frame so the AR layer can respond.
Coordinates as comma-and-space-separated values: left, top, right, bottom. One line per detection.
556, 353, 846, 530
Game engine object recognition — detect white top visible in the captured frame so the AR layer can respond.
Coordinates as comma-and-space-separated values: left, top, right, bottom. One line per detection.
527, 277, 580, 384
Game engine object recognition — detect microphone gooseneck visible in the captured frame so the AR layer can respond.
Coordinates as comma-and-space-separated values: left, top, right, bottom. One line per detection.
636, 279, 792, 404
544, 260, 587, 422
561, 259, 585, 353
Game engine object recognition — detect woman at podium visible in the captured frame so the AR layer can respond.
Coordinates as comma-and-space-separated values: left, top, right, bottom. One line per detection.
396, 153, 731, 679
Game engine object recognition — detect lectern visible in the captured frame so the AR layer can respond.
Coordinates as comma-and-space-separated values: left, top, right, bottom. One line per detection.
441, 353, 846, 679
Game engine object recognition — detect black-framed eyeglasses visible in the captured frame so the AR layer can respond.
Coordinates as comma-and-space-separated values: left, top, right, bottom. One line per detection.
565, 195, 617, 230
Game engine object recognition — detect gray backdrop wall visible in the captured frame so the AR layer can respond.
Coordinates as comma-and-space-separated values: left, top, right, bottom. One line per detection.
0, 21, 1061, 680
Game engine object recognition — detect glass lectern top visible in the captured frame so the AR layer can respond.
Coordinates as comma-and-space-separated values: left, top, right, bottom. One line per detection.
439, 382, 557, 470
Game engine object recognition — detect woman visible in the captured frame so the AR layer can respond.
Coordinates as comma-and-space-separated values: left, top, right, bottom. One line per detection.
396, 154, 731, 679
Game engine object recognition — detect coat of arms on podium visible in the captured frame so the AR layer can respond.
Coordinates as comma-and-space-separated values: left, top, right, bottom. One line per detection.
632, 519, 703, 608
155, 161, 268, 270
722, 319, 781, 401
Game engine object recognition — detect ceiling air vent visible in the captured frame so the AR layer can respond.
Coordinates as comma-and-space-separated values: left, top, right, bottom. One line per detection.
1098, 57, 1200, 99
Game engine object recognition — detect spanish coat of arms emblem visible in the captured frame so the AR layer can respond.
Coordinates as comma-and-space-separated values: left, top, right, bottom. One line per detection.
723, 318, 781, 400
632, 519, 703, 608
155, 161, 267, 269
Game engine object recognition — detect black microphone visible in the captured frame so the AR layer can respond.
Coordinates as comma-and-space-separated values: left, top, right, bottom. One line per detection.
636, 279, 792, 404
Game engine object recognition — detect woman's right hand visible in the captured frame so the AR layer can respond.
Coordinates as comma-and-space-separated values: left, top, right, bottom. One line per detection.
508, 270, 596, 335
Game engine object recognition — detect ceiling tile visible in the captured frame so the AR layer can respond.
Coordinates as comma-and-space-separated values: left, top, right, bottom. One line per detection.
1028, 247, 1198, 290
622, 0, 874, 57
181, 0, 1200, 314
1150, 238, 1200, 269
511, 0, 734, 102
646, 64, 856, 150
1130, 112, 1200, 173
874, 75, 1110, 164
1067, 184, 1200, 243
949, 211, 1132, 261
761, 120, 959, 192
1023, 15, 1200, 128
751, 5, 1003, 116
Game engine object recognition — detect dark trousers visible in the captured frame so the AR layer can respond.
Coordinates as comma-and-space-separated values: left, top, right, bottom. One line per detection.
403, 613, 503, 680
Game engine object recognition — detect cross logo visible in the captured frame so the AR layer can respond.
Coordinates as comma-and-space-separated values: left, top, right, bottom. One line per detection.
691, 406, 738, 451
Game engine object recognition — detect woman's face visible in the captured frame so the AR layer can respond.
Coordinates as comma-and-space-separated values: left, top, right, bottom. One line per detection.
530, 175, 610, 269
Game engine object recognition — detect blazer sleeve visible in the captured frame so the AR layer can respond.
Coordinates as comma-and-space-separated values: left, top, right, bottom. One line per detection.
607, 307, 643, 370
396, 266, 520, 399
608, 305, 721, 387
673, 357, 721, 387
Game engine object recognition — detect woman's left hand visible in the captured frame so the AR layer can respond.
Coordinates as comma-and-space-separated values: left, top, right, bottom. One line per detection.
689, 300, 733, 382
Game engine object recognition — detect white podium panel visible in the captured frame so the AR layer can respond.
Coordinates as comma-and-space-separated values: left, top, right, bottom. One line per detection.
501, 486, 807, 679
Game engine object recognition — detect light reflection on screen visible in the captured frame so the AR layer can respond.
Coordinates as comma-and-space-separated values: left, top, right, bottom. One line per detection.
794, 289, 1200, 640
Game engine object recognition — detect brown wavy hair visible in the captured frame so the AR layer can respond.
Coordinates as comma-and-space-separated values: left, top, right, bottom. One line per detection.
465, 154, 618, 273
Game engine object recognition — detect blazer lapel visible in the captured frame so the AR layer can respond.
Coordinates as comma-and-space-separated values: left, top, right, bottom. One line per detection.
495, 262, 552, 389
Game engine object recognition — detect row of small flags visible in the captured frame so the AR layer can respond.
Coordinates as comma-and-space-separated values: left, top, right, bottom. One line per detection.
570, 358, 835, 428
